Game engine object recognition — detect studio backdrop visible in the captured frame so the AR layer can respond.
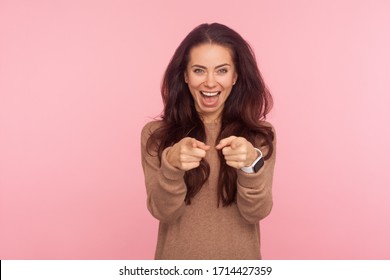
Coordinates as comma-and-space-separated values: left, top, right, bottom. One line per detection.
1, 0, 389, 259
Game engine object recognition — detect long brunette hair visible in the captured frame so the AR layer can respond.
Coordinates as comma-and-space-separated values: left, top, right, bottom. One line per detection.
147, 23, 274, 206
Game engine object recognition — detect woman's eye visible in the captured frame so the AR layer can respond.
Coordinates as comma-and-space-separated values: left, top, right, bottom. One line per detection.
193, 68, 205, 74
217, 68, 228, 74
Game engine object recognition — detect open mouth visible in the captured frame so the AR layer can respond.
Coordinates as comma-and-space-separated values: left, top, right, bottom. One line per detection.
199, 91, 221, 107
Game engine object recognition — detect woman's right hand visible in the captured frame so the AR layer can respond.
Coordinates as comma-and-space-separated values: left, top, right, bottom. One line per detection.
166, 137, 210, 171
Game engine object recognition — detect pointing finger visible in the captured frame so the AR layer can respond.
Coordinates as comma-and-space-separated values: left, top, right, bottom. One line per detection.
192, 139, 210, 151
216, 136, 237, 150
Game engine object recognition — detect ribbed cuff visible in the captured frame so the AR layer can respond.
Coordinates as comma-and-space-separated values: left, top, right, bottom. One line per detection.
237, 168, 264, 189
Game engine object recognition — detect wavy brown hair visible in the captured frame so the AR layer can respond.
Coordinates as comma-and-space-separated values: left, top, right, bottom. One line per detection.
147, 23, 274, 206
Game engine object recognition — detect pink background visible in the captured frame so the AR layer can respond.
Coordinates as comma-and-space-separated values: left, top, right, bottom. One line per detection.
1, 0, 389, 259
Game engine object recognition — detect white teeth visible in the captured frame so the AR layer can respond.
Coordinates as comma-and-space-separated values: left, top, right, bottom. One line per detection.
201, 91, 219, 96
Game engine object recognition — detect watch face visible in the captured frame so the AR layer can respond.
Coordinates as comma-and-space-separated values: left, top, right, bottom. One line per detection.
254, 157, 264, 173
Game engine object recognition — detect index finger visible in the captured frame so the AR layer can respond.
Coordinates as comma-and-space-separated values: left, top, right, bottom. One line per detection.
191, 139, 210, 151
216, 136, 237, 150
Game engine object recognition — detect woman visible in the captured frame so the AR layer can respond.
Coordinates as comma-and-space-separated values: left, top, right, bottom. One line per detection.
141, 23, 276, 259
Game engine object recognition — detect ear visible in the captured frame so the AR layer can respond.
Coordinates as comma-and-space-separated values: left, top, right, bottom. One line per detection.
233, 73, 238, 85
184, 72, 188, 83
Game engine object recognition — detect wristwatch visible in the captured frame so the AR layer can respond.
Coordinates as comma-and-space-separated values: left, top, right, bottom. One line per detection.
240, 148, 264, 173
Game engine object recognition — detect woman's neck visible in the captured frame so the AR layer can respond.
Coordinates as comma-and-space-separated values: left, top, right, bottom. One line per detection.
199, 113, 221, 125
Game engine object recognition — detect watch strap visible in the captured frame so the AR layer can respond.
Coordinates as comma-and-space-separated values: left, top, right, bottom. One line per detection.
240, 148, 264, 173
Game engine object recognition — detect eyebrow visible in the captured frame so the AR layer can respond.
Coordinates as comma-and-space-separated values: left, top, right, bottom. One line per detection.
191, 63, 231, 69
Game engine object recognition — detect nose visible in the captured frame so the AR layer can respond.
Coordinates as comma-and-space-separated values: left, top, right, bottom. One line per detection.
204, 72, 217, 88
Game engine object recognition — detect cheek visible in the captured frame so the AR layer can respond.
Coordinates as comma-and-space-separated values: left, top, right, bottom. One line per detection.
187, 82, 198, 95
187, 84, 199, 100
218, 73, 236, 85
187, 76, 204, 88
220, 78, 235, 88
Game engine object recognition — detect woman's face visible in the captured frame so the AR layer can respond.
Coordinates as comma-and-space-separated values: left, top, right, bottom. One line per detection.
185, 43, 237, 123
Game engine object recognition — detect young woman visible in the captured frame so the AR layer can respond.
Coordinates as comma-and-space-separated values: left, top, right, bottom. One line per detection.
141, 23, 276, 259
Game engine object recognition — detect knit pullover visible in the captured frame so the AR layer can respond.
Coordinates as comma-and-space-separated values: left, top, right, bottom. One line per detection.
141, 120, 276, 259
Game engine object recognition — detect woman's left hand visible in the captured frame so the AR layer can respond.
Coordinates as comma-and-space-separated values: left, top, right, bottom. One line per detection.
216, 136, 258, 169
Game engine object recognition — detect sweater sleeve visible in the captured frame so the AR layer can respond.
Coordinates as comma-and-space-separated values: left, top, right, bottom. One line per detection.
236, 124, 276, 224
141, 122, 187, 224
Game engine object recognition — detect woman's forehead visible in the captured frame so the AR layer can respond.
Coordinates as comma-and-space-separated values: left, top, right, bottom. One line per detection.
188, 43, 234, 67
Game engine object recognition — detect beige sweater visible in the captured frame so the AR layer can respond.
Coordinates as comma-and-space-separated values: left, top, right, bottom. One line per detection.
141, 120, 276, 260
